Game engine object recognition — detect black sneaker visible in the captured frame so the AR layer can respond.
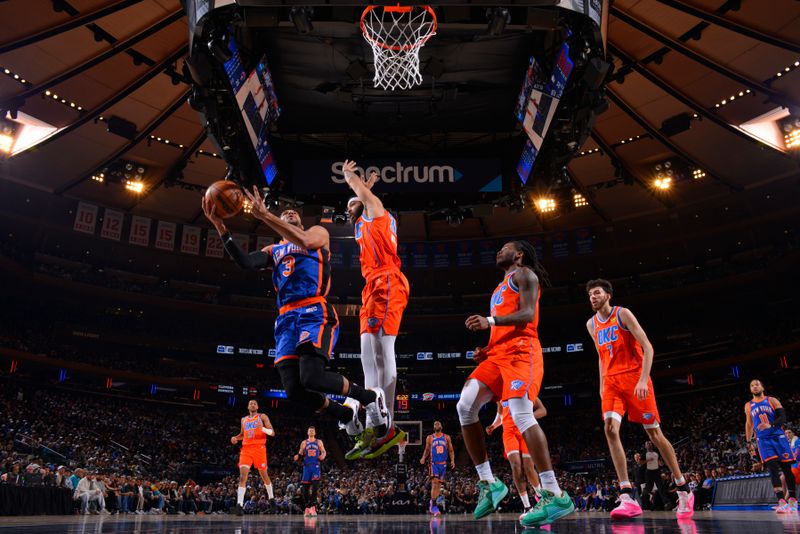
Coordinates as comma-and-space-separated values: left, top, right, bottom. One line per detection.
233, 504, 244, 516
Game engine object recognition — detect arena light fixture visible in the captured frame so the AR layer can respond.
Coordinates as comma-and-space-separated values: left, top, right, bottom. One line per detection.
125, 180, 144, 193
536, 197, 556, 213
91, 173, 105, 183
486, 7, 510, 36
783, 117, 800, 149
242, 199, 253, 214
290, 6, 314, 34
653, 177, 672, 190
692, 168, 706, 180
573, 193, 588, 207
0, 119, 18, 155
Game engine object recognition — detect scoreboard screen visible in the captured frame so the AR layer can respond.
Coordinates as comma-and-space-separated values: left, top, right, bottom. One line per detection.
396, 394, 410, 414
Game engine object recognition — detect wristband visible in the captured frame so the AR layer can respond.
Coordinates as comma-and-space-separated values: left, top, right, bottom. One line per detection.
486, 316, 496, 327
263, 428, 275, 436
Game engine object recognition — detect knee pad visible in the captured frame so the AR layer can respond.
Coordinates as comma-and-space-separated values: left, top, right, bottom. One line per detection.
508, 397, 538, 434
298, 357, 324, 390
457, 379, 494, 425
278, 363, 304, 401
456, 396, 479, 426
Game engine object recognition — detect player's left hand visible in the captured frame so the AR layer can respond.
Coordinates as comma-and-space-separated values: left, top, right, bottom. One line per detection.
451, 460, 456, 469
242, 185, 270, 219
465, 315, 489, 331
634, 380, 649, 400
365, 171, 378, 189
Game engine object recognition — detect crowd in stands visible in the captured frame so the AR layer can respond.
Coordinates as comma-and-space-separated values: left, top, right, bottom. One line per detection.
2, 378, 798, 516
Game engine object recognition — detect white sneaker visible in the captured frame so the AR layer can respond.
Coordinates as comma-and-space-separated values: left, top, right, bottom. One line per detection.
338, 397, 364, 436
365, 388, 389, 434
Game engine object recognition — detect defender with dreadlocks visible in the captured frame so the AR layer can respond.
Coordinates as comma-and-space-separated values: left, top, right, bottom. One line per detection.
459, 241, 574, 528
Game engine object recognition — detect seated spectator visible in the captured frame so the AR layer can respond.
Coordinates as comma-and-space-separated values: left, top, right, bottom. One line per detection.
73, 470, 107, 514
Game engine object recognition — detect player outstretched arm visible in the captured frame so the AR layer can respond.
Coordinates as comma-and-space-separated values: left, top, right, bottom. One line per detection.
617, 307, 654, 400
203, 196, 274, 270
242, 186, 329, 250
465, 268, 539, 331
533, 397, 547, 419
586, 319, 604, 398
260, 414, 275, 437
420, 435, 432, 465
446, 434, 456, 468
342, 159, 385, 219
318, 440, 327, 461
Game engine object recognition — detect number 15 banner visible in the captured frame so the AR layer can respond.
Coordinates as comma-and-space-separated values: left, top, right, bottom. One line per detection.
154, 221, 176, 251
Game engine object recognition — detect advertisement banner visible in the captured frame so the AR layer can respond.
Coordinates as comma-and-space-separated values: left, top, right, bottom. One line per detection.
73, 202, 98, 235
292, 159, 503, 194
128, 216, 151, 247
100, 209, 123, 241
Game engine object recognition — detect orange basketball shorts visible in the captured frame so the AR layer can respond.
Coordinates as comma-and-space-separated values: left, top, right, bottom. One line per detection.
239, 444, 268, 470
601, 371, 660, 426
503, 425, 530, 459
360, 270, 410, 335
468, 337, 543, 402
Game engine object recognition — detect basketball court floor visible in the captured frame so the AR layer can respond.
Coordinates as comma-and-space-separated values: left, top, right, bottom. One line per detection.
0, 512, 797, 533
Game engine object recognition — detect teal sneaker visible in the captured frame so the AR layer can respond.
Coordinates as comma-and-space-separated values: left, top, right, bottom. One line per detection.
472, 479, 509, 519
520, 489, 574, 528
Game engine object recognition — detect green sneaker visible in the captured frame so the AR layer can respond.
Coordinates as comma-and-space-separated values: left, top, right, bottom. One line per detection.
345, 427, 375, 460
361, 429, 406, 459
472, 479, 509, 519
520, 489, 574, 528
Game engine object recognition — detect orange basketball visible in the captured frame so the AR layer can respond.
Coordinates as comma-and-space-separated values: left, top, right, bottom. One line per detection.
205, 180, 244, 219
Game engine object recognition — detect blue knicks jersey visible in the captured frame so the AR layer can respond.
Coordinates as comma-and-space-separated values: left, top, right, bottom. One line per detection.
750, 397, 785, 440
304, 439, 321, 467
431, 434, 448, 464
268, 241, 331, 308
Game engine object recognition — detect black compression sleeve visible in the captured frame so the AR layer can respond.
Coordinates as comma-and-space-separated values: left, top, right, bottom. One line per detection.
773, 407, 787, 427
221, 232, 271, 269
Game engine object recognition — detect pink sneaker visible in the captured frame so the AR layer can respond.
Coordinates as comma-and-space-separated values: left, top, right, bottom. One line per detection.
789, 497, 798, 512
676, 491, 694, 519
610, 493, 643, 519
776, 499, 790, 514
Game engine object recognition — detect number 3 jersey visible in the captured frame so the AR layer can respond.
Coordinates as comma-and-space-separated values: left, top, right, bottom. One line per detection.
592, 306, 644, 377
267, 240, 331, 308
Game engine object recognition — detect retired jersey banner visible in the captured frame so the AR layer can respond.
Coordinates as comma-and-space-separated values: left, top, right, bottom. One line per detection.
205, 233, 224, 258
73, 202, 98, 235
348, 241, 361, 269
530, 235, 544, 260
100, 208, 123, 241
128, 216, 151, 247
478, 240, 498, 266
180, 226, 201, 255
154, 221, 176, 251
292, 159, 503, 194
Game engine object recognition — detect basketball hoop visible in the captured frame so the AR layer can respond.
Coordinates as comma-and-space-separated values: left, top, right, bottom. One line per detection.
360, 5, 438, 91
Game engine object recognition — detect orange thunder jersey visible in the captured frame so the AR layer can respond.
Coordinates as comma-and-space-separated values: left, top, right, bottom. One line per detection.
592, 306, 644, 377
241, 414, 266, 446
488, 269, 540, 347
354, 211, 401, 280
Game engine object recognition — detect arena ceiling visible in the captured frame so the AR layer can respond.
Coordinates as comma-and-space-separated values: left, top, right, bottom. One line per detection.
0, 0, 798, 241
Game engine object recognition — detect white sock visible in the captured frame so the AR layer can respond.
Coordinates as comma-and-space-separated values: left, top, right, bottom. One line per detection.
237, 486, 246, 506
266, 484, 274, 499
361, 333, 379, 426
674, 476, 686, 486
533, 485, 542, 496
476, 461, 495, 483
520, 492, 531, 508
378, 332, 398, 421
539, 471, 561, 497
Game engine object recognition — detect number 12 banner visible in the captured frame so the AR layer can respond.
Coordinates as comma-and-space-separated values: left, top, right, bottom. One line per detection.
100, 209, 123, 241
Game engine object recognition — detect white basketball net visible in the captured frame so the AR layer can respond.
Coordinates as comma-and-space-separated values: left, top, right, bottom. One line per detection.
360, 5, 437, 91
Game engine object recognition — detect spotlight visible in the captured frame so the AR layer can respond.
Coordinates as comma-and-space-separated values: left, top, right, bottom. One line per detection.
653, 177, 672, 190
0, 119, 18, 155
243, 199, 253, 215
692, 168, 706, 180
125, 180, 144, 194
573, 193, 588, 207
536, 197, 556, 213
486, 7, 510, 36
290, 7, 314, 34
91, 173, 105, 183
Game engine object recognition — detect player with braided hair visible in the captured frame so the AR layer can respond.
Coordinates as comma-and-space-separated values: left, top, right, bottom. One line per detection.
458, 241, 574, 527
